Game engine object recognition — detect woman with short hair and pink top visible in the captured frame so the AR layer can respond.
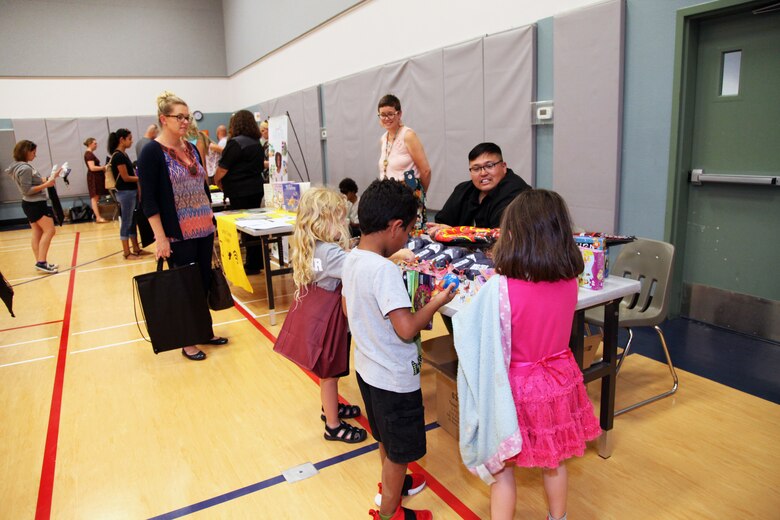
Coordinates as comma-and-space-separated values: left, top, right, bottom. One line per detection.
377, 94, 432, 234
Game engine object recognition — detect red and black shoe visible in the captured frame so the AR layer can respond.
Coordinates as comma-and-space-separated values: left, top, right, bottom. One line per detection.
374, 473, 427, 506
368, 503, 432, 520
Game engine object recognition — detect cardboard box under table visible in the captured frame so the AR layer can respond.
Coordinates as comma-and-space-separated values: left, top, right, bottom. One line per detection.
421, 335, 460, 439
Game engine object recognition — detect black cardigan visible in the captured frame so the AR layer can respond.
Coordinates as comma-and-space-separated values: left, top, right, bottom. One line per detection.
137, 140, 210, 241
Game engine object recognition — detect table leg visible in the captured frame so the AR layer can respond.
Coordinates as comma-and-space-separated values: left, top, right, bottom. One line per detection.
598, 298, 621, 458
262, 237, 276, 326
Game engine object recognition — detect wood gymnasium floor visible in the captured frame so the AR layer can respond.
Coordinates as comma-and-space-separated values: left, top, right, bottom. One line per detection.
1, 220, 779, 519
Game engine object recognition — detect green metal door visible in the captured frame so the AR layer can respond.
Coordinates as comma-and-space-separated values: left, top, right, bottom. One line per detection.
682, 7, 780, 339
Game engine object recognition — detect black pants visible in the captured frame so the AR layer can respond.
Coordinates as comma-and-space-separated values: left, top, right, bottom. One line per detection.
229, 192, 264, 270
168, 233, 215, 336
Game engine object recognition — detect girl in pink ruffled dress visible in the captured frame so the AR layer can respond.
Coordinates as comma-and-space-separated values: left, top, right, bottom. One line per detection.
489, 189, 602, 520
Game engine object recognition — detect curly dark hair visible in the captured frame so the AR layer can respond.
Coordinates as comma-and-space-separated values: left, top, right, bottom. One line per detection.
338, 177, 358, 195
229, 110, 262, 140
358, 179, 417, 234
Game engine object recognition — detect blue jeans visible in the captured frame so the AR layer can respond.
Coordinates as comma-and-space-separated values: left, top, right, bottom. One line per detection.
116, 189, 138, 240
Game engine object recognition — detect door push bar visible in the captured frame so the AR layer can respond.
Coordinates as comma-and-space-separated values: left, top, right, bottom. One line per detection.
689, 169, 779, 186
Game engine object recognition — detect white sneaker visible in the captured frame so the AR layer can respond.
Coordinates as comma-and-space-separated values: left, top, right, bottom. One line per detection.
35, 262, 58, 274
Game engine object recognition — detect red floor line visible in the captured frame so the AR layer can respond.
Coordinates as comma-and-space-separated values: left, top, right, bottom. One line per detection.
35, 233, 80, 520
0, 319, 63, 333
236, 298, 479, 519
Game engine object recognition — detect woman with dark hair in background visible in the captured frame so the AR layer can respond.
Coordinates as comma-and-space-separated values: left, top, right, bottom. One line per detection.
83, 137, 108, 223
137, 91, 227, 361
5, 140, 61, 273
214, 109, 266, 275
108, 128, 143, 259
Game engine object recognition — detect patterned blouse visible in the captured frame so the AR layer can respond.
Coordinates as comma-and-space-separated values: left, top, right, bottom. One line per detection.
159, 142, 214, 241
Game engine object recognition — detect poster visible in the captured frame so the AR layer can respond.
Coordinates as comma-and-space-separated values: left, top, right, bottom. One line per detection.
215, 214, 253, 293
268, 115, 289, 183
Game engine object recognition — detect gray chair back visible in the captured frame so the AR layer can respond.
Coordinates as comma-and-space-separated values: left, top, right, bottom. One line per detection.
612, 239, 675, 328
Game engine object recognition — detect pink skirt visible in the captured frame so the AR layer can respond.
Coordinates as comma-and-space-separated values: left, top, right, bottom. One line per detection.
506, 349, 601, 469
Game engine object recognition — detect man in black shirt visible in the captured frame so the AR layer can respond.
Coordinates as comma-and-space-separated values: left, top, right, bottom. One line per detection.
427, 142, 530, 233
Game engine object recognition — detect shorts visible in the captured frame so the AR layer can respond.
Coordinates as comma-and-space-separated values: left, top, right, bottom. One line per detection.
22, 200, 53, 224
357, 372, 426, 464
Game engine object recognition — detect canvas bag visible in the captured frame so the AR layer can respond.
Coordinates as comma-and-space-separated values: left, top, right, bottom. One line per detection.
104, 153, 118, 190
273, 283, 348, 378
208, 248, 233, 311
133, 259, 212, 353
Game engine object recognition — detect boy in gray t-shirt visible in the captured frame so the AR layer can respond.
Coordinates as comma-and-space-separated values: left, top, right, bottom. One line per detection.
342, 179, 455, 520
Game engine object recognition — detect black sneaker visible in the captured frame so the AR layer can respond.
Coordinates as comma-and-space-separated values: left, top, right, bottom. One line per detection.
35, 262, 58, 274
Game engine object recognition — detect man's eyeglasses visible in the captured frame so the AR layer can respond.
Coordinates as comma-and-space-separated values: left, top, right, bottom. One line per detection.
469, 161, 504, 174
377, 112, 398, 120
166, 113, 192, 123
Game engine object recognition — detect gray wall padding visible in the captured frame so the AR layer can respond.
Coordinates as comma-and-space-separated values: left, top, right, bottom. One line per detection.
5, 117, 155, 202
45, 119, 88, 199
257, 87, 324, 185
0, 130, 19, 203
553, 0, 625, 233
0, 0, 226, 77
322, 25, 535, 211
484, 26, 536, 187
442, 39, 485, 209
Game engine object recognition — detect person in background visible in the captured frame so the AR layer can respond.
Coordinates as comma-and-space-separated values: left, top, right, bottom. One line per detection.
338, 177, 360, 237
343, 179, 456, 520
377, 94, 432, 234
427, 142, 530, 235
259, 120, 270, 179
5, 140, 61, 273
138, 90, 228, 361
214, 109, 266, 275
135, 124, 158, 158
108, 129, 143, 259
186, 120, 210, 170
459, 190, 600, 520
206, 124, 228, 183
83, 137, 109, 223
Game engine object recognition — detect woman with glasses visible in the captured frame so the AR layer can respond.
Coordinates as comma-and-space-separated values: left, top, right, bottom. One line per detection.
213, 109, 266, 275
137, 91, 228, 361
107, 128, 143, 259
376, 94, 432, 234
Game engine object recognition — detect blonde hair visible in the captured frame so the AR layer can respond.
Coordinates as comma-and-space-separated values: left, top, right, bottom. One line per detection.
290, 187, 350, 300
186, 119, 199, 140
156, 90, 187, 121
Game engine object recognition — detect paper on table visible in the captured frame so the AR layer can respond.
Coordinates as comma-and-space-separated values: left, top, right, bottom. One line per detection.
237, 218, 292, 230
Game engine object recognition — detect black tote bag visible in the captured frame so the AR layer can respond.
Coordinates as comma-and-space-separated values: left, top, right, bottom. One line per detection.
208, 249, 233, 311
134, 207, 156, 248
133, 259, 212, 353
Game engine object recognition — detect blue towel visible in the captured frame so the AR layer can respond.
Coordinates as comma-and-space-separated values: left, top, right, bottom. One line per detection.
453, 275, 522, 483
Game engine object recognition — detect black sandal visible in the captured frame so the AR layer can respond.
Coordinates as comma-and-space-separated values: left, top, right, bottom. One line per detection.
324, 421, 367, 444
320, 403, 361, 422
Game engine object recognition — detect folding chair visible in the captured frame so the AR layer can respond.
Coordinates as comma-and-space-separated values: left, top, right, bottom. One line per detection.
585, 238, 679, 416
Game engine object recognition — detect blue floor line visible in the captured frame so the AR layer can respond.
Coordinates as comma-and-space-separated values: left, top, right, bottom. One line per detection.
148, 422, 441, 519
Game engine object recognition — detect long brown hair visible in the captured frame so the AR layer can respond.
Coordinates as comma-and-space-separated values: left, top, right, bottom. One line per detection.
492, 189, 584, 282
